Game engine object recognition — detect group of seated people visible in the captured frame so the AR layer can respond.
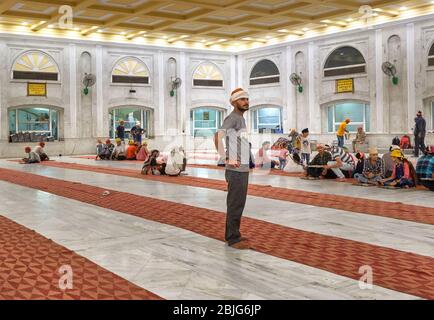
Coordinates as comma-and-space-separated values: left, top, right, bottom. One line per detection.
302, 143, 434, 190
21, 142, 49, 164
96, 139, 150, 161
95, 138, 187, 177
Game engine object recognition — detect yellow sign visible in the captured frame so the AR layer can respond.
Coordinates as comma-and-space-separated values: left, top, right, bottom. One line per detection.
27, 83, 47, 96
336, 78, 354, 93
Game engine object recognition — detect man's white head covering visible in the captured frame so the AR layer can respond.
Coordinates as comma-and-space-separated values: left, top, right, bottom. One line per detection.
136, 121, 141, 126
230, 88, 249, 104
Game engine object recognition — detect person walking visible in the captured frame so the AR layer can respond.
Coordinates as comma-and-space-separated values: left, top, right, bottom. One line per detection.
214, 88, 251, 250
414, 110, 427, 157
336, 118, 350, 148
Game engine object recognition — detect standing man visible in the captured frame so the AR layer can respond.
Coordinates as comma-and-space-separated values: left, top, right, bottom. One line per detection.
214, 88, 250, 250
130, 121, 145, 145
336, 118, 350, 148
414, 110, 427, 157
116, 120, 126, 142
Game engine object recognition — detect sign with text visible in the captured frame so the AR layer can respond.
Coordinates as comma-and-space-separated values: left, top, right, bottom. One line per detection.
336, 78, 354, 93
27, 82, 47, 96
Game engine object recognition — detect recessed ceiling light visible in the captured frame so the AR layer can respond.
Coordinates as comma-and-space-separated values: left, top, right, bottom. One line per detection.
74, 27, 80, 31
97, 29, 103, 33
48, 24, 54, 28
346, 18, 353, 22
200, 39, 206, 43
277, 29, 288, 33
432, 1, 434, 4
399, 6, 407, 11
372, 13, 378, 16
162, 35, 168, 39
302, 28, 309, 32
21, 22, 28, 26
265, 35, 272, 39
120, 31, 126, 35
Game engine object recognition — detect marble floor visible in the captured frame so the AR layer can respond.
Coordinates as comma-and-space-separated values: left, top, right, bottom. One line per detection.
0, 156, 433, 300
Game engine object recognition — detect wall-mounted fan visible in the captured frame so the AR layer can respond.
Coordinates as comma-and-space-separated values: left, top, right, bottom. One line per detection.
381, 61, 398, 85
82, 73, 96, 95
290, 73, 303, 93
170, 77, 182, 97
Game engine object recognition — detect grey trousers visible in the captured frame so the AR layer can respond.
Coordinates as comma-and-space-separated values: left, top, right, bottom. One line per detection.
225, 170, 249, 245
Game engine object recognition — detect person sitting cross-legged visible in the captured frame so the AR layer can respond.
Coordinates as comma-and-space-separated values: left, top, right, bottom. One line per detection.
416, 146, 434, 191
21, 146, 41, 164
304, 144, 333, 179
378, 150, 416, 188
125, 140, 138, 160
325, 145, 355, 182
34, 142, 49, 161
111, 138, 126, 160
141, 149, 160, 175
354, 147, 385, 185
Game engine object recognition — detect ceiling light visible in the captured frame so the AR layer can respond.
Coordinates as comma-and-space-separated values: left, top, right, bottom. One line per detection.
74, 27, 80, 31
219, 38, 226, 42
346, 18, 353, 22
48, 24, 54, 28
120, 31, 126, 35
180, 35, 189, 39
97, 29, 103, 33
302, 28, 309, 32
200, 39, 206, 43
277, 29, 288, 33
265, 35, 272, 39
162, 35, 168, 39
432, 1, 434, 4
399, 6, 407, 11
241, 37, 252, 40
372, 13, 378, 16
21, 22, 28, 26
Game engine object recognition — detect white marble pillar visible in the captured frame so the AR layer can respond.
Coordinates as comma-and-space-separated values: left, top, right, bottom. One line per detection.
375, 29, 384, 133
179, 52, 187, 134
308, 42, 317, 132
407, 23, 416, 132
286, 45, 296, 131
157, 50, 165, 136
95, 45, 104, 137
69, 44, 77, 138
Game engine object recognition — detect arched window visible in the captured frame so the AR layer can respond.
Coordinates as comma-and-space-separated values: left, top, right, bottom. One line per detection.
327, 102, 370, 133
190, 108, 223, 137
193, 63, 223, 87
428, 42, 434, 66
249, 59, 280, 85
9, 106, 60, 141
112, 57, 149, 84
109, 107, 152, 139
324, 46, 366, 77
12, 50, 59, 81
252, 106, 282, 133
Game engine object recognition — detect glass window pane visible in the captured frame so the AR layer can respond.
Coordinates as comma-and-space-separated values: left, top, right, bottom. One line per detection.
9, 110, 16, 134
51, 110, 58, 139
324, 46, 366, 69
429, 43, 434, 56
17, 108, 50, 131
192, 108, 218, 137
115, 108, 141, 131
334, 103, 364, 123
258, 107, 280, 117
109, 111, 114, 138
250, 59, 280, 79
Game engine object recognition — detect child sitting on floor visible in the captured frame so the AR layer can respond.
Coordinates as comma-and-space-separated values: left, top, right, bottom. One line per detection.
378, 150, 416, 188
141, 149, 161, 175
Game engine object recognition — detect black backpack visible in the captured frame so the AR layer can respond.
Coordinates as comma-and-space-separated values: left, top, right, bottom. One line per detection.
392, 136, 400, 146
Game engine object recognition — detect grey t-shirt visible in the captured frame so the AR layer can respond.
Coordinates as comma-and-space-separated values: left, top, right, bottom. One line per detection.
219, 111, 250, 172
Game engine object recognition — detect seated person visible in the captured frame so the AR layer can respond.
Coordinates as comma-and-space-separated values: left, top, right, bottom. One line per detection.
255, 141, 278, 169
353, 152, 366, 176
21, 146, 40, 164
383, 145, 403, 178
141, 149, 161, 175
165, 147, 185, 176
416, 147, 434, 191
34, 142, 49, 161
352, 126, 366, 152
125, 140, 138, 160
179, 146, 187, 173
304, 144, 333, 179
99, 139, 114, 160
378, 150, 416, 188
136, 141, 149, 161
325, 145, 355, 182
278, 145, 289, 170
111, 138, 126, 160
354, 147, 384, 184
96, 139, 104, 160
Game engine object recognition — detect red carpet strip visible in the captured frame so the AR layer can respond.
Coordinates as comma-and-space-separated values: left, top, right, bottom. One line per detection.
0, 167, 432, 299
0, 215, 162, 300
36, 160, 434, 226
